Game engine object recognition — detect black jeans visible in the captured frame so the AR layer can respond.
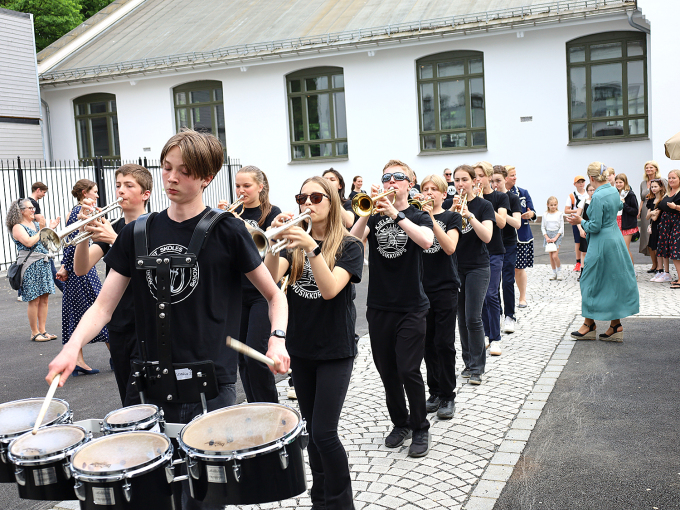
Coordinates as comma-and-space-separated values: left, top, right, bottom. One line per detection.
291, 355, 354, 510
458, 266, 490, 375
424, 289, 458, 399
109, 329, 141, 406
238, 293, 278, 403
367, 308, 429, 432
500, 243, 517, 320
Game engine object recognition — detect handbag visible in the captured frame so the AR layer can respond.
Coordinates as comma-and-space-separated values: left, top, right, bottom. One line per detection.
7, 246, 36, 291
545, 242, 557, 253
647, 224, 652, 234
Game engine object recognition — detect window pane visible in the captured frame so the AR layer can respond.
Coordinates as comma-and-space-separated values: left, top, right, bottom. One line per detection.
571, 123, 587, 139
420, 83, 435, 132
469, 58, 483, 74
77, 119, 90, 158
472, 131, 486, 147
590, 42, 621, 60
569, 67, 587, 119
90, 101, 107, 114
627, 60, 645, 115
438, 61, 464, 77
176, 92, 186, 105
333, 92, 347, 139
216, 104, 226, 147
214, 89, 223, 101
336, 142, 348, 156
569, 46, 585, 63
112, 116, 120, 155
332, 74, 344, 88
306, 77, 328, 91
291, 97, 304, 141
76, 104, 88, 116
192, 106, 214, 134
629, 118, 645, 135
290, 80, 301, 93
592, 120, 623, 137
190, 90, 211, 103
307, 94, 331, 140
470, 77, 485, 128
177, 108, 188, 130
109, 100, 117, 113
591, 63, 622, 117
292, 145, 305, 159
627, 40, 643, 57
439, 80, 466, 130
419, 64, 433, 79
422, 135, 436, 150
90, 117, 110, 156
309, 143, 332, 157
441, 133, 466, 148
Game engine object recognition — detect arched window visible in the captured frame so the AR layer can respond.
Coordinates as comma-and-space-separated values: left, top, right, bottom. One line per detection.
74, 93, 120, 160
416, 51, 486, 152
286, 67, 347, 161
567, 31, 647, 141
173, 81, 226, 148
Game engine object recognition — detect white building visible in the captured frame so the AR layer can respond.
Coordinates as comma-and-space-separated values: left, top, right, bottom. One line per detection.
37, 0, 679, 211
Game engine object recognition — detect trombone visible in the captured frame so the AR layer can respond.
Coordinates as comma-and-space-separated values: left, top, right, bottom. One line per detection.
351, 189, 397, 217
408, 197, 434, 210
247, 208, 313, 259
40, 198, 123, 252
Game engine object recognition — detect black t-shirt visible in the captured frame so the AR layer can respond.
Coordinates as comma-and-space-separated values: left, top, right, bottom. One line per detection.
284, 237, 363, 360
483, 191, 510, 255
423, 211, 462, 293
502, 191, 522, 246
366, 206, 433, 312
456, 196, 496, 270
28, 197, 41, 215
104, 208, 262, 384
348, 190, 365, 201
442, 184, 457, 210
95, 217, 135, 332
658, 193, 680, 216
237, 204, 282, 296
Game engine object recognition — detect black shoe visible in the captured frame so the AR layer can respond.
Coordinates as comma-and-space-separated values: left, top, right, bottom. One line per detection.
461, 368, 472, 378
408, 429, 431, 457
570, 322, 596, 340
437, 399, 455, 420
425, 395, 441, 413
385, 426, 412, 448
647, 267, 658, 273
469, 374, 482, 385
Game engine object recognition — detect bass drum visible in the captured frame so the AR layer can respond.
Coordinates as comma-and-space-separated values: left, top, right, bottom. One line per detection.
102, 404, 164, 434
0, 398, 72, 483
178, 402, 308, 506
8, 424, 90, 500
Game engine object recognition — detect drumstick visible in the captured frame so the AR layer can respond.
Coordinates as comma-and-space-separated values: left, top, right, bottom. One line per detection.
32, 373, 60, 435
226, 336, 291, 375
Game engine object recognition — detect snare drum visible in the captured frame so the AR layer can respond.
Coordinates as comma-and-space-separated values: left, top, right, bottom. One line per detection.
71, 431, 175, 510
0, 398, 72, 482
102, 405, 164, 434
8, 424, 90, 500
178, 402, 308, 505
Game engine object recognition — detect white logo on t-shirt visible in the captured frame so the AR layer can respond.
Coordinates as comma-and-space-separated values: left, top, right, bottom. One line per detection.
145, 244, 199, 304
424, 220, 446, 254
244, 219, 258, 229
447, 185, 456, 196
291, 258, 321, 300
461, 217, 473, 235
375, 217, 408, 259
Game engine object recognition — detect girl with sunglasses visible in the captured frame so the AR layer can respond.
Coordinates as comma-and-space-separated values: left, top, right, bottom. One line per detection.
264, 176, 363, 510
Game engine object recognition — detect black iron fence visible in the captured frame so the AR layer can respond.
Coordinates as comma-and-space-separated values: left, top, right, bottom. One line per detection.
0, 157, 241, 271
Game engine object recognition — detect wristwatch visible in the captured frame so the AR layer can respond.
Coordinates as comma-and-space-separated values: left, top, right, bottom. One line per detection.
270, 330, 286, 340
394, 211, 406, 223
468, 212, 476, 221
305, 245, 321, 258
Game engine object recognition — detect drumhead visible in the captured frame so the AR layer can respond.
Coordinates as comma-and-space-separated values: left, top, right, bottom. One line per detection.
181, 403, 300, 454
72, 432, 169, 474
105, 405, 158, 426
10, 425, 86, 459
0, 399, 69, 438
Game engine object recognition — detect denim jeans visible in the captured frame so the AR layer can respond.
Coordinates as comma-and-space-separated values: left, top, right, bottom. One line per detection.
458, 266, 490, 375
50, 259, 64, 292
500, 244, 517, 321
482, 254, 504, 343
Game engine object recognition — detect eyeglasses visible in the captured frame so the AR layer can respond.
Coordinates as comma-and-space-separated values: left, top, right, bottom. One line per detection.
381, 172, 410, 183
295, 192, 329, 205
21, 207, 35, 211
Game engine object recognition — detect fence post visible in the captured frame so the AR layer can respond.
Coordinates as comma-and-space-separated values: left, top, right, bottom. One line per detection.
94, 157, 107, 207
16, 156, 26, 199
226, 156, 234, 203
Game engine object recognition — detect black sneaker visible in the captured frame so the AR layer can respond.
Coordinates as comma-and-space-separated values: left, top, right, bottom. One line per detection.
425, 395, 441, 413
385, 426, 412, 448
408, 429, 431, 457
437, 399, 455, 420
469, 374, 482, 385
461, 368, 472, 378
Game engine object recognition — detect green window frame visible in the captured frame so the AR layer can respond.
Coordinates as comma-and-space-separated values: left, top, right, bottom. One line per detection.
416, 51, 487, 152
74, 93, 120, 161
287, 67, 347, 161
567, 31, 648, 142
173, 81, 226, 149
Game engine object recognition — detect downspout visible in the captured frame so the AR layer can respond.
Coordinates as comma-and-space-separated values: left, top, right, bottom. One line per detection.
41, 99, 53, 163
627, 5, 650, 34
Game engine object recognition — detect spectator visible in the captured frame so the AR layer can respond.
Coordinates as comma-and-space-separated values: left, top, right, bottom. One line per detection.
606, 167, 616, 185
576, 183, 595, 281
442, 168, 457, 210
655, 170, 680, 287
615, 173, 639, 264
638, 161, 662, 260
542, 197, 565, 280
349, 176, 364, 200
409, 171, 421, 198
565, 176, 588, 272
647, 179, 670, 282
27, 182, 64, 293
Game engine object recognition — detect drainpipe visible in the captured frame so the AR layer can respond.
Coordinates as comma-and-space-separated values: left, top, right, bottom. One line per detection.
41, 99, 53, 163
627, 7, 650, 34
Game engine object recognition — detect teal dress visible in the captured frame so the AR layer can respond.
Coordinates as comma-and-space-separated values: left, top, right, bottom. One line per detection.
580, 183, 639, 320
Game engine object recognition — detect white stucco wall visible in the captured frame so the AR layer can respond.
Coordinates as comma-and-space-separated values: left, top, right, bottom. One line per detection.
41, 15, 655, 214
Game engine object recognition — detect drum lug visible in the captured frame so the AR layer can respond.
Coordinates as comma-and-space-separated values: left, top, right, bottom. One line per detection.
187, 458, 200, 480
165, 465, 175, 484
300, 422, 309, 450
62, 460, 72, 480
14, 466, 25, 486
99, 420, 104, 434
74, 480, 86, 501
279, 445, 289, 470
232, 460, 241, 482
0, 445, 6, 464
123, 479, 132, 503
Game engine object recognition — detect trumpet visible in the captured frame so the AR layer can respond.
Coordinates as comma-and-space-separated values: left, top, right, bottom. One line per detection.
351, 189, 397, 217
220, 195, 245, 217
248, 209, 313, 259
408, 197, 434, 210
40, 198, 123, 252
453, 192, 468, 214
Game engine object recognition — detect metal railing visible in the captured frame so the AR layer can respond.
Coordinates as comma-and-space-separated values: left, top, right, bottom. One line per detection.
0, 157, 241, 271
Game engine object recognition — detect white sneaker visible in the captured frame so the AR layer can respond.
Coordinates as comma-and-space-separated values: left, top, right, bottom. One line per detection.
503, 316, 516, 333
650, 273, 661, 282
556, 272, 563, 281
489, 342, 502, 356
658, 272, 672, 282
549, 273, 557, 280
16, 295, 23, 302
485, 336, 490, 348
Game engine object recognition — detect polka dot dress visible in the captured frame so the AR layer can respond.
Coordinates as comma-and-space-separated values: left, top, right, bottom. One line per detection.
61, 206, 109, 345
515, 240, 534, 269
12, 223, 54, 302
656, 212, 680, 260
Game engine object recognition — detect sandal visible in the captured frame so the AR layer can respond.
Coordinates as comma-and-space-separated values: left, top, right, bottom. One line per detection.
599, 323, 623, 342
31, 333, 49, 342
41, 332, 57, 340
671, 282, 680, 289
571, 322, 596, 340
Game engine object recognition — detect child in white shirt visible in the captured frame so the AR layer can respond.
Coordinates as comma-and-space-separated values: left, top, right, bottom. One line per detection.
542, 196, 565, 280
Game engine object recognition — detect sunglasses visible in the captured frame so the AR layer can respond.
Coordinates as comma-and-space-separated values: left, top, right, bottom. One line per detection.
444, 173, 452, 177
381, 172, 410, 183
295, 192, 329, 205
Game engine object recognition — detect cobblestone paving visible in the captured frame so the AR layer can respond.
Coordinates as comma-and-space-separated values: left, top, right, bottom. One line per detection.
51, 264, 679, 510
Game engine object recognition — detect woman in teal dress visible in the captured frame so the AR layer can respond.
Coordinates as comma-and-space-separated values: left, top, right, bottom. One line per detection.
567, 162, 639, 342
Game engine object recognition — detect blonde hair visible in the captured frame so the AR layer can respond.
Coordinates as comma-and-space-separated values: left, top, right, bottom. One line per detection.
643, 160, 661, 182
606, 167, 616, 177
420, 174, 447, 194
546, 196, 558, 208
238, 166, 272, 227
586, 162, 608, 183
474, 161, 494, 177
383, 159, 415, 182
615, 173, 631, 191
668, 170, 680, 194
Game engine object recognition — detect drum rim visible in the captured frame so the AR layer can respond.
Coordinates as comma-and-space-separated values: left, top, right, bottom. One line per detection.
8, 424, 90, 466
178, 402, 303, 459
70, 431, 173, 481
0, 398, 72, 441
102, 404, 162, 431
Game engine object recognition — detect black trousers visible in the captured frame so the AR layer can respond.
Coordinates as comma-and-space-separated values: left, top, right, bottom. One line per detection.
367, 308, 429, 432
458, 266, 490, 375
109, 329, 140, 406
291, 355, 354, 510
424, 289, 458, 399
238, 293, 278, 403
